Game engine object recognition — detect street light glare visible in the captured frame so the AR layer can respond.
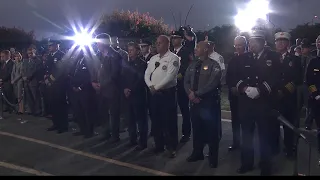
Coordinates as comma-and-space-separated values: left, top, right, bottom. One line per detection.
234, 0, 271, 32
72, 31, 94, 47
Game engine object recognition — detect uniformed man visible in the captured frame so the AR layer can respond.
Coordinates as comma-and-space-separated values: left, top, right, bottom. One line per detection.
300, 39, 316, 130
144, 35, 180, 158
45, 40, 69, 133
171, 30, 192, 143
122, 42, 148, 150
184, 41, 222, 168
306, 53, 320, 154
92, 33, 122, 143
234, 29, 281, 175
311, 35, 320, 59
290, 38, 302, 55
274, 32, 302, 158
139, 39, 154, 137
139, 39, 153, 63
226, 36, 247, 151
21, 47, 42, 116
0, 50, 14, 113
70, 49, 97, 138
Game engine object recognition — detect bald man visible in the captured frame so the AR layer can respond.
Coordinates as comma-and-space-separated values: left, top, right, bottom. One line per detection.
226, 36, 248, 151
144, 35, 180, 158
184, 41, 222, 168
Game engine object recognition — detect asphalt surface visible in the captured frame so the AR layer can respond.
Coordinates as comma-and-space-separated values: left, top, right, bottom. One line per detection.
0, 112, 319, 176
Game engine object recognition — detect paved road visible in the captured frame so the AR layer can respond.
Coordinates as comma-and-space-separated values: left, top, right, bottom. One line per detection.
0, 113, 319, 176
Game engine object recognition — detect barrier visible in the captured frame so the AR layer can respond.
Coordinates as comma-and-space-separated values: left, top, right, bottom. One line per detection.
0, 86, 25, 121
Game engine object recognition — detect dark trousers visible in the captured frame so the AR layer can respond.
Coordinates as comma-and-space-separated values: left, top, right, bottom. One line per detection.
239, 101, 272, 170
124, 93, 148, 147
305, 98, 315, 127
190, 94, 221, 164
150, 87, 178, 151
98, 94, 121, 138
229, 97, 240, 146
310, 100, 320, 152
50, 83, 68, 130
177, 80, 191, 137
147, 90, 155, 135
73, 90, 96, 135
25, 83, 41, 114
43, 85, 52, 115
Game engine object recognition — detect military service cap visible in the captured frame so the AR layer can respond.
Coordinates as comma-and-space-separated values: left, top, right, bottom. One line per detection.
139, 39, 152, 46
275, 32, 291, 41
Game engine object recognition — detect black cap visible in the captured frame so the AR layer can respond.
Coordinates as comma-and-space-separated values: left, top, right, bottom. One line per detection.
48, 39, 61, 46
301, 38, 312, 48
171, 30, 183, 38
139, 39, 152, 46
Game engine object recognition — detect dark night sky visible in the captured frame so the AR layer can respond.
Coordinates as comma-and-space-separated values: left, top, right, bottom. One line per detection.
1, 0, 319, 39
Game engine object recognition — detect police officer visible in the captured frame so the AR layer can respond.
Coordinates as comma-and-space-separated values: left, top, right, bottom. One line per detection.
70, 49, 97, 138
122, 42, 148, 150
226, 36, 247, 151
45, 40, 69, 133
274, 32, 302, 158
92, 33, 122, 143
306, 51, 320, 154
234, 29, 281, 175
184, 41, 222, 168
144, 35, 180, 158
139, 39, 153, 63
171, 30, 192, 143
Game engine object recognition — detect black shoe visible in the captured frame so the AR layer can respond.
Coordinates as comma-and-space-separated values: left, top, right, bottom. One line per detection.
180, 135, 190, 143
209, 162, 218, 168
109, 137, 120, 144
228, 144, 239, 151
237, 166, 254, 174
47, 126, 57, 131
153, 148, 165, 154
73, 132, 84, 136
305, 126, 312, 130
100, 134, 112, 141
167, 150, 176, 158
186, 154, 204, 162
84, 133, 94, 139
135, 145, 147, 151
127, 141, 138, 147
57, 128, 68, 134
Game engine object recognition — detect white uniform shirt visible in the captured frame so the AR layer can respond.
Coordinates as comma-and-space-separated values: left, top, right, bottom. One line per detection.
209, 51, 225, 70
144, 51, 180, 90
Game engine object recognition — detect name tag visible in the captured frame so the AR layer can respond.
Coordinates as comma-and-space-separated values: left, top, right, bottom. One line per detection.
203, 66, 208, 70
314, 69, 319, 72
82, 67, 86, 70
245, 65, 250, 68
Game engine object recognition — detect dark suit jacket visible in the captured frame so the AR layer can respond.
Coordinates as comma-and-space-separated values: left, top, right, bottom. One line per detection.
0, 59, 14, 83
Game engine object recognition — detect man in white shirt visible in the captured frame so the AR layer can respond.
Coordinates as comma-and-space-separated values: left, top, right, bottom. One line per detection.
208, 41, 225, 74
144, 35, 180, 158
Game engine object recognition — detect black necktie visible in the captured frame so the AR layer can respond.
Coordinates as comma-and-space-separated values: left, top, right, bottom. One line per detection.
174, 50, 177, 54
254, 54, 259, 60
192, 61, 202, 91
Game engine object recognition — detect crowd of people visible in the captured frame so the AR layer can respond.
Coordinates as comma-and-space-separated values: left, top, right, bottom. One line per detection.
0, 25, 320, 176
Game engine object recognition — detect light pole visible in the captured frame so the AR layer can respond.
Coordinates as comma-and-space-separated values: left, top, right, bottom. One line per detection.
312, 15, 318, 25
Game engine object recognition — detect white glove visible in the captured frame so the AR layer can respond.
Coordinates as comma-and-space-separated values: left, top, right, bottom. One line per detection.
246, 87, 259, 99
315, 95, 320, 100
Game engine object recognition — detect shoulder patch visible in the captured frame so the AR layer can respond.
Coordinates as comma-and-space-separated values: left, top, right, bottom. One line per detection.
173, 61, 179, 67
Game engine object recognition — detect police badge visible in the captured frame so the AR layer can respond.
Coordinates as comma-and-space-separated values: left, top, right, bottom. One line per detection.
54, 58, 58, 63
289, 61, 293, 67
266, 60, 272, 66
162, 65, 167, 70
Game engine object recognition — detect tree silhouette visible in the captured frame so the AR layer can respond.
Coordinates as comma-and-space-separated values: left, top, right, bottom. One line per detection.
0, 27, 35, 50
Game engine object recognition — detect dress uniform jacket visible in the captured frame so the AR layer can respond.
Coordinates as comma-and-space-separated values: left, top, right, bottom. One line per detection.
45, 50, 65, 82
175, 46, 193, 77
306, 57, 320, 99
235, 50, 281, 105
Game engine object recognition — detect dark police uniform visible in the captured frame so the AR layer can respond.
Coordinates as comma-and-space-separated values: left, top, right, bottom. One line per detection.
70, 55, 97, 138
121, 57, 148, 148
274, 52, 302, 156
144, 51, 180, 157
184, 58, 222, 168
172, 30, 193, 141
305, 56, 320, 153
226, 54, 241, 149
45, 42, 68, 133
234, 49, 281, 175
92, 46, 122, 142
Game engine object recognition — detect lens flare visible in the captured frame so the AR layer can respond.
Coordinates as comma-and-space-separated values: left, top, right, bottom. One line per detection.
234, 0, 271, 32
71, 31, 94, 47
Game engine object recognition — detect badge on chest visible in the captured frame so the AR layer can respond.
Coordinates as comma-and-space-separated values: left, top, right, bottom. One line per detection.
266, 60, 272, 67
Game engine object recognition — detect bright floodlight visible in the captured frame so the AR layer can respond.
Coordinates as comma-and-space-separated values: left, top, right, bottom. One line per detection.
234, 0, 271, 32
72, 31, 93, 47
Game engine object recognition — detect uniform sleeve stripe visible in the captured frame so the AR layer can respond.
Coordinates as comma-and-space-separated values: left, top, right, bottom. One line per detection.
263, 81, 272, 93
236, 80, 243, 90
50, 75, 56, 81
